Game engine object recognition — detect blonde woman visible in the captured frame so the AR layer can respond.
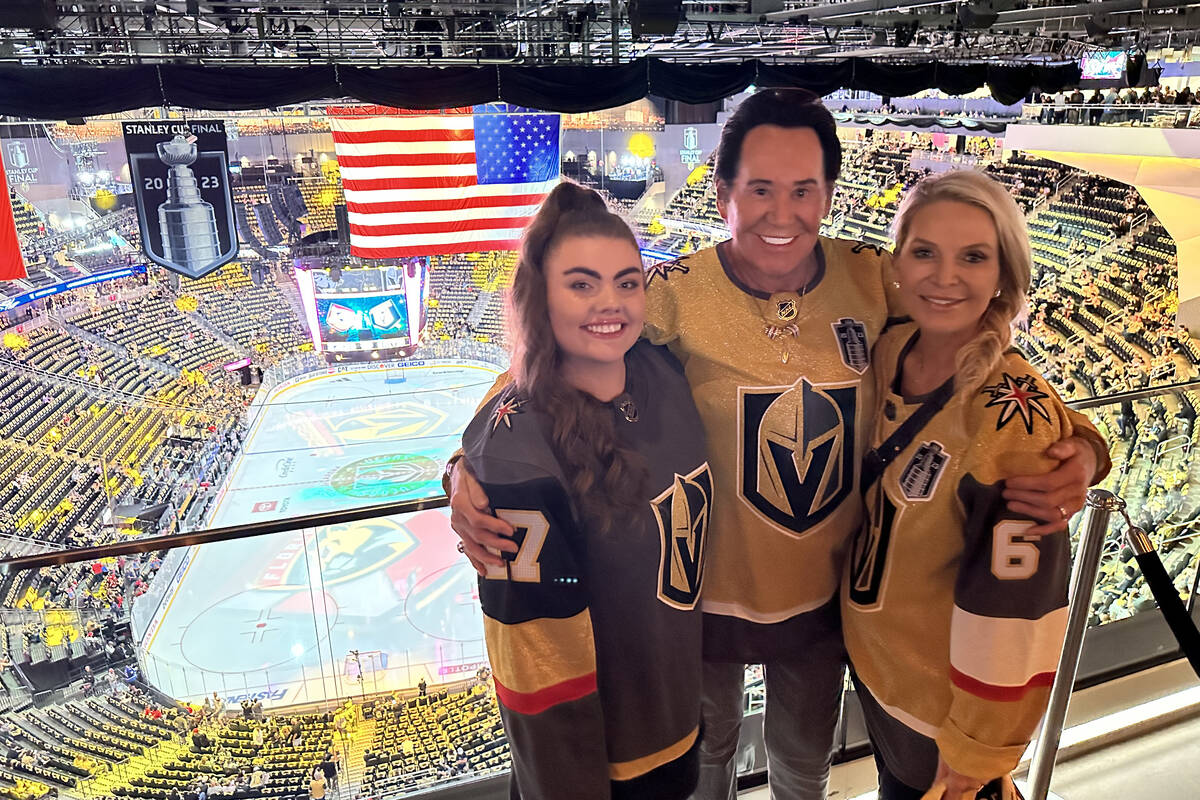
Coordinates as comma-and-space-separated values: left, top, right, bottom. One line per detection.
843, 170, 1098, 800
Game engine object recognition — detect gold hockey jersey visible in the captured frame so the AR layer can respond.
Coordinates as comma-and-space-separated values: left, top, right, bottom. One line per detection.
843, 323, 1076, 782
643, 238, 896, 660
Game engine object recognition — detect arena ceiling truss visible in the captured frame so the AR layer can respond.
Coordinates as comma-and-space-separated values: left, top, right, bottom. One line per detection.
1, 0, 1196, 69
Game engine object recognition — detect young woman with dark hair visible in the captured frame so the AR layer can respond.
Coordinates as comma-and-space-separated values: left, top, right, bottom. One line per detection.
460, 181, 712, 800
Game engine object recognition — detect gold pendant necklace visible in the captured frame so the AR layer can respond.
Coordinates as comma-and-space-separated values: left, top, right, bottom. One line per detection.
761, 290, 805, 364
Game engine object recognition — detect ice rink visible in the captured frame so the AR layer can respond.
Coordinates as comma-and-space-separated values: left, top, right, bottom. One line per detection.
134, 362, 498, 707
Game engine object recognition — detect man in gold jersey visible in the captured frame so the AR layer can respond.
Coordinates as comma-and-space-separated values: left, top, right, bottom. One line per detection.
448, 89, 1105, 800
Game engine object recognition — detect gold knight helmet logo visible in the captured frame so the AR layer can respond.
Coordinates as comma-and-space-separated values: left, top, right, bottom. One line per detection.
740, 378, 857, 536
650, 463, 713, 610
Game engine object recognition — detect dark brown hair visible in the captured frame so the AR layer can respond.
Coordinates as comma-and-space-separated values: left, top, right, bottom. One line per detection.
714, 87, 842, 187
508, 181, 646, 533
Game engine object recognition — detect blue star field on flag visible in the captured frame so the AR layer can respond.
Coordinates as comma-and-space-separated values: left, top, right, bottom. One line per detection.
474, 114, 560, 185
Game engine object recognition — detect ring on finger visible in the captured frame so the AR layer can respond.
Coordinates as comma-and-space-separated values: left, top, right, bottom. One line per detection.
1057, 504, 1068, 520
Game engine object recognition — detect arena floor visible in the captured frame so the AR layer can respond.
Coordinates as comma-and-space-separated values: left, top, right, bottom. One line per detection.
136, 362, 498, 708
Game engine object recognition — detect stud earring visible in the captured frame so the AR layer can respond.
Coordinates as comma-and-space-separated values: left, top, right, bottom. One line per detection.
993, 289, 1002, 298
892, 281, 901, 289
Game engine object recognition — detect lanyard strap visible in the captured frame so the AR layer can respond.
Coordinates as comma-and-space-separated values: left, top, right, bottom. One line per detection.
861, 377, 955, 492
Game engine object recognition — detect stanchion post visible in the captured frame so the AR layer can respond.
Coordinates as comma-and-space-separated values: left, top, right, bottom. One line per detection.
1027, 489, 1122, 800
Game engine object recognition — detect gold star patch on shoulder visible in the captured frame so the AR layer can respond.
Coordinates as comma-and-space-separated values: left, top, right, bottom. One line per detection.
981, 373, 1052, 434
491, 396, 524, 434
645, 257, 690, 286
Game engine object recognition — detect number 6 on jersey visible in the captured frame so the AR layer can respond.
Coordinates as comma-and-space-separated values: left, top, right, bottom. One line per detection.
991, 520, 1040, 581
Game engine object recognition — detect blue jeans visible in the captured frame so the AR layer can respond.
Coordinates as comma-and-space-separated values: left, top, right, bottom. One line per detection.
690, 635, 846, 800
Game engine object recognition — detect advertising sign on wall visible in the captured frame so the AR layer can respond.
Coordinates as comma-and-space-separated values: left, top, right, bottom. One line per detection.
122, 120, 237, 279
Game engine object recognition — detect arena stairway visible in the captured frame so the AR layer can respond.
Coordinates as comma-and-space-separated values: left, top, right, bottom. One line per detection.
274, 273, 310, 332
77, 731, 187, 798
179, 310, 251, 359
341, 713, 377, 800
466, 291, 495, 329
52, 318, 182, 380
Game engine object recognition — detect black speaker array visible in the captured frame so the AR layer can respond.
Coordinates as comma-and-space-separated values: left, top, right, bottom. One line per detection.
0, 0, 54, 29
334, 203, 351, 247
629, 0, 682, 37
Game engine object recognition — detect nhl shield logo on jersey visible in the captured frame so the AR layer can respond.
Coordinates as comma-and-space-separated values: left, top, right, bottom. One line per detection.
899, 441, 950, 501
832, 317, 870, 374
650, 463, 713, 610
739, 378, 857, 537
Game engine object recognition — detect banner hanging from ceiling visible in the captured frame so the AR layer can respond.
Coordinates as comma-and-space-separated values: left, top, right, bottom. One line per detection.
122, 119, 238, 279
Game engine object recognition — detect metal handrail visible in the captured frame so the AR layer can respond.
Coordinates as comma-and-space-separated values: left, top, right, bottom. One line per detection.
1153, 434, 1191, 464
1027, 490, 1123, 800
5, 376, 1200, 574
1067, 378, 1200, 412
0, 495, 449, 573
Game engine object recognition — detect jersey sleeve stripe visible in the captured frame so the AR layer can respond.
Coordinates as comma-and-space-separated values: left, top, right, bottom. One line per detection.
483, 611, 596, 695
494, 671, 598, 716
948, 665, 1056, 702
609, 725, 700, 781
949, 606, 1067, 688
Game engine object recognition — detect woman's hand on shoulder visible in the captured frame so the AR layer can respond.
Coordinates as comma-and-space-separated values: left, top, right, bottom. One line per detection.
1002, 437, 1097, 536
448, 461, 516, 576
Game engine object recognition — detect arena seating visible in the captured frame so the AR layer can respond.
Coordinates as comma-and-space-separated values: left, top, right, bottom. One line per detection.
291, 177, 344, 235
180, 264, 309, 363
1, 125, 1197, 800
363, 685, 507, 794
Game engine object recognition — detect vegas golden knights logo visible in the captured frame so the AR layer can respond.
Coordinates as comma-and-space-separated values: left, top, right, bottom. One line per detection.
849, 487, 898, 607
740, 379, 856, 537
650, 463, 713, 610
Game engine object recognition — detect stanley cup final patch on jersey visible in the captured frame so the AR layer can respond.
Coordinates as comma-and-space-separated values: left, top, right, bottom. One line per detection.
832, 318, 870, 375
739, 378, 857, 537
650, 462, 713, 610
981, 373, 1052, 434
899, 441, 950, 501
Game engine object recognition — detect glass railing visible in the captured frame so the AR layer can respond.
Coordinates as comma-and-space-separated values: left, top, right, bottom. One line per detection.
2, 379, 1198, 798
1019, 102, 1200, 128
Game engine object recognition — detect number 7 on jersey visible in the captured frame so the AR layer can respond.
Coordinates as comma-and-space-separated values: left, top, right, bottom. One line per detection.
483, 510, 551, 583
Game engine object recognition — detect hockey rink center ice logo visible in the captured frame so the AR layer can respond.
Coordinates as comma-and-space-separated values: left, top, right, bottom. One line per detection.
329, 452, 443, 499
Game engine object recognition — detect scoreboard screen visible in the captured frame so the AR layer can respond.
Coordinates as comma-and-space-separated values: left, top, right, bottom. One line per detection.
294, 262, 426, 355
316, 293, 410, 349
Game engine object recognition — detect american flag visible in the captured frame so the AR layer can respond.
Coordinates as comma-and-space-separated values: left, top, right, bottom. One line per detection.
329, 111, 560, 259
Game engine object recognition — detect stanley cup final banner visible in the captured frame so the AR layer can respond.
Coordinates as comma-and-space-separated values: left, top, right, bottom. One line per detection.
122, 120, 237, 279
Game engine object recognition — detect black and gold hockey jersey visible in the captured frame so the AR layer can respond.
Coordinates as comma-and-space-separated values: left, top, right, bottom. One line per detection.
843, 322, 1077, 782
461, 341, 711, 800
643, 238, 895, 661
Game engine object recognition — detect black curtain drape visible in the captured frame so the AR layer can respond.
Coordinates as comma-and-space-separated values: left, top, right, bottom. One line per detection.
832, 113, 1009, 133
0, 58, 1081, 118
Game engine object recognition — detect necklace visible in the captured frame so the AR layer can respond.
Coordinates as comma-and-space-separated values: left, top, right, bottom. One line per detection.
759, 288, 807, 364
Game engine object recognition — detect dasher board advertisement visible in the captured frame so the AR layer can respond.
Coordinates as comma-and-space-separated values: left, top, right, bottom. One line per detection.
122, 120, 238, 279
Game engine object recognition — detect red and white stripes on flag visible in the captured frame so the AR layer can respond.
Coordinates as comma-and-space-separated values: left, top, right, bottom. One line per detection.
329, 114, 560, 259
0, 158, 27, 282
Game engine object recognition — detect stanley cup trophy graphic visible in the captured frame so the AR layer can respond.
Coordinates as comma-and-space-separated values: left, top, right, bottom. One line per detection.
155, 134, 221, 271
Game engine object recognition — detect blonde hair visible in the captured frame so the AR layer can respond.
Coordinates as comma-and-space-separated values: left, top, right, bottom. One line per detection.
891, 169, 1032, 394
